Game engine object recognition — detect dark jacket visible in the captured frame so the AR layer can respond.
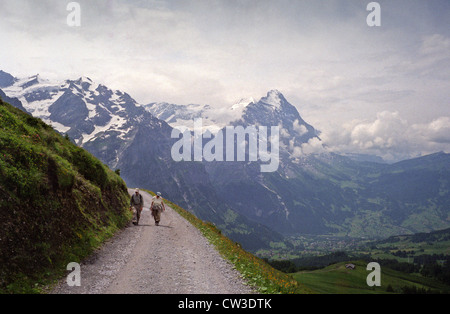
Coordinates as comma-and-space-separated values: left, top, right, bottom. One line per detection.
130, 193, 144, 207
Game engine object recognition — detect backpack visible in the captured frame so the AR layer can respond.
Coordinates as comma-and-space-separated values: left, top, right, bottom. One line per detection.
132, 194, 143, 205
153, 197, 163, 210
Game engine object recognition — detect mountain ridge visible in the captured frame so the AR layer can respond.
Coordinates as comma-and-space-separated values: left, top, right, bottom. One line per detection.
1, 69, 449, 249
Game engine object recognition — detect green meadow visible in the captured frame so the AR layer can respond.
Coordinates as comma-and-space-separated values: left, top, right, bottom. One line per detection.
293, 260, 450, 294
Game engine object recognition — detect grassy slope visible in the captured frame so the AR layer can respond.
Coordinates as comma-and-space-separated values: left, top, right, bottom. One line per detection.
0, 100, 131, 293
293, 260, 450, 294
361, 228, 450, 261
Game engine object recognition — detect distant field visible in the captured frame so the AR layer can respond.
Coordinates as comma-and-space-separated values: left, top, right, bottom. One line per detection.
293, 261, 450, 294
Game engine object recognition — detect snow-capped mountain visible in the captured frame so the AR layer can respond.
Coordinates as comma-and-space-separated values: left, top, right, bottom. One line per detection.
145, 90, 314, 132
236, 90, 321, 158
0, 70, 18, 88
0, 70, 282, 249
146, 89, 322, 163
3, 70, 447, 243
144, 102, 221, 133
2, 74, 161, 147
144, 97, 256, 134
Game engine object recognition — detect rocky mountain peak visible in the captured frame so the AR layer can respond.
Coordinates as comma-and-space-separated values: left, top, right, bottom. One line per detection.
0, 70, 18, 88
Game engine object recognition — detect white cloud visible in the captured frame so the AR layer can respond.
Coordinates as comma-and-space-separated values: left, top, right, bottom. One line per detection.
288, 135, 325, 159
293, 119, 308, 136
301, 137, 325, 156
321, 112, 450, 162
420, 34, 450, 56
411, 117, 450, 145
0, 0, 449, 160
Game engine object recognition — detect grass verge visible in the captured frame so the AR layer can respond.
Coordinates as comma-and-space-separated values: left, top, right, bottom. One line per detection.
143, 189, 311, 294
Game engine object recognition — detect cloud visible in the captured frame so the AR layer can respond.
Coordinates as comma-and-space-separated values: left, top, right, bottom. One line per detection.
301, 137, 326, 156
349, 111, 407, 150
293, 119, 308, 136
0, 0, 448, 161
420, 34, 450, 56
288, 135, 326, 159
411, 117, 450, 144
321, 112, 450, 162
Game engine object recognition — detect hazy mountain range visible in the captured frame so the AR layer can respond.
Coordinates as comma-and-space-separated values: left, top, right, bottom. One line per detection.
1, 70, 449, 250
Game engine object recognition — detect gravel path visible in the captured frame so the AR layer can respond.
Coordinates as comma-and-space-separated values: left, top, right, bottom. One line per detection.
50, 190, 255, 294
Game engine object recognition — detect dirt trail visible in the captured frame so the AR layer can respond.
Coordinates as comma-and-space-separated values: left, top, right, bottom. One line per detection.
51, 190, 254, 294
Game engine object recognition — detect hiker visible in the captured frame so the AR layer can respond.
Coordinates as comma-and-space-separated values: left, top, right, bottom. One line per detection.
150, 192, 166, 226
130, 188, 144, 225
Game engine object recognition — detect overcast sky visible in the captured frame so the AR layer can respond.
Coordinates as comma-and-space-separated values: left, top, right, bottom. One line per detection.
0, 0, 449, 161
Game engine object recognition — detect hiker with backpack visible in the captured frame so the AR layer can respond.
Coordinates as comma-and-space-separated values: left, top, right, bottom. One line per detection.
151, 192, 166, 226
130, 188, 144, 225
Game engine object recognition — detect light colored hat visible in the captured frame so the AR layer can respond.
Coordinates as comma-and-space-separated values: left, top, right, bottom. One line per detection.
135, 188, 139, 193
156, 192, 161, 196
